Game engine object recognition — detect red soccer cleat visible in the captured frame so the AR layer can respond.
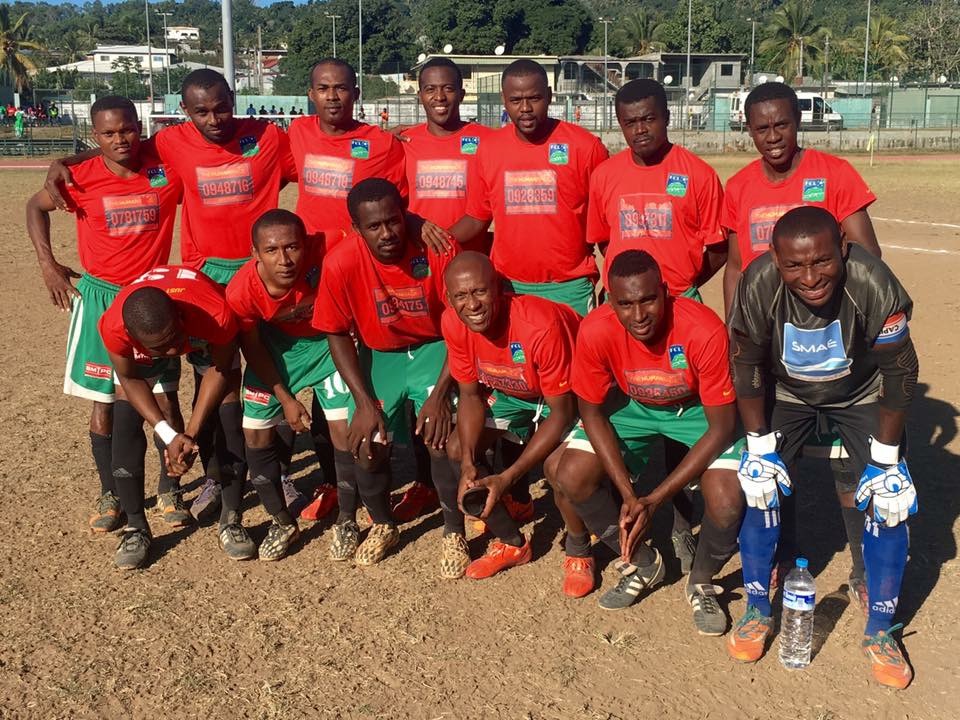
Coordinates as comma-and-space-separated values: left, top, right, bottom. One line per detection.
300, 484, 338, 522
465, 538, 532, 580
391, 482, 439, 523
562, 555, 596, 598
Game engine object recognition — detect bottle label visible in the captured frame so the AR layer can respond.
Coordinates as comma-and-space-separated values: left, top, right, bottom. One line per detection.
783, 590, 815, 612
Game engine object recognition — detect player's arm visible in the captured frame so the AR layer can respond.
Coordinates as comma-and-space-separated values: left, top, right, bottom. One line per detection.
695, 241, 729, 288
327, 332, 386, 458
238, 325, 310, 432
579, 396, 634, 503
416, 357, 453, 450
44, 149, 101, 210
722, 232, 742, 318
421, 214, 489, 255
26, 188, 80, 310
455, 379, 487, 490
731, 328, 768, 434
109, 351, 167, 427
872, 335, 919, 445
841, 210, 882, 258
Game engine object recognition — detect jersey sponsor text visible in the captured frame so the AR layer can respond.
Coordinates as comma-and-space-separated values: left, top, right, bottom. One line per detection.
302, 154, 355, 198
196, 163, 255, 206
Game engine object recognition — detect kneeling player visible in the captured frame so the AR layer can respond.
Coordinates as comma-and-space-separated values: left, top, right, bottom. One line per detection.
550, 250, 743, 634
440, 253, 580, 581
99, 266, 242, 569
727, 207, 918, 689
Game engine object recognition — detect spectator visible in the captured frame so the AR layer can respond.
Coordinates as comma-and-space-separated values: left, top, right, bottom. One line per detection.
259, 105, 268, 115
246, 103, 256, 116
269, 104, 277, 115
379, 107, 389, 128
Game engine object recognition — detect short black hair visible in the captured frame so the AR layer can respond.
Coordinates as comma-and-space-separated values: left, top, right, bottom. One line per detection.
615, 79, 668, 117
419, 56, 463, 88
501, 59, 548, 89
608, 249, 662, 283
745, 81, 800, 125
347, 178, 404, 224
771, 206, 841, 250
309, 58, 358, 87
180, 69, 231, 103
90, 96, 138, 123
252, 209, 306, 248
122, 286, 176, 337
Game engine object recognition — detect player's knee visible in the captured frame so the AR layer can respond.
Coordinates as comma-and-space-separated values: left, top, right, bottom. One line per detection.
445, 432, 463, 463
542, 446, 564, 487
326, 419, 350, 452
90, 401, 113, 435
702, 469, 743, 528
554, 449, 598, 504
243, 426, 275, 450
356, 443, 390, 472
427, 445, 446, 461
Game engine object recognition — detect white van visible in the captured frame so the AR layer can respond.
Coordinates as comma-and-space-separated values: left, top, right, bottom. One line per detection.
729, 90, 844, 131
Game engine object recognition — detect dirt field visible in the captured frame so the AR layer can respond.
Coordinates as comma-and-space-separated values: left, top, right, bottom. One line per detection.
0, 154, 957, 719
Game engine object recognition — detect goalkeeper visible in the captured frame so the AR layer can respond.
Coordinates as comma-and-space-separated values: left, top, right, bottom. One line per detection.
726, 206, 918, 690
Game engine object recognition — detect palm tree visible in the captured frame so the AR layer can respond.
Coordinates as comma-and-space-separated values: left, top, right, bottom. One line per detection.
845, 14, 911, 79
758, 0, 825, 81
613, 9, 666, 56
0, 7, 43, 92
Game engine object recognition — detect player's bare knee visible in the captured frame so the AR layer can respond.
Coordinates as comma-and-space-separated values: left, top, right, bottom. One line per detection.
542, 446, 564, 488
90, 401, 112, 435
554, 449, 599, 503
701, 469, 743, 527
427, 445, 446, 461
445, 432, 462, 463
326, 419, 350, 452
243, 426, 274, 450
357, 443, 390, 472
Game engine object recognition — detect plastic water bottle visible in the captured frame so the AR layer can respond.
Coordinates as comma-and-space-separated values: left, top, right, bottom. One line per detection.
779, 557, 816, 669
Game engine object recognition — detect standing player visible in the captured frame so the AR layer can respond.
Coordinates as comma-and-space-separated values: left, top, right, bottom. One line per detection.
550, 251, 743, 636
98, 266, 244, 569
441, 253, 580, 583
726, 207, 917, 689
26, 96, 186, 532
312, 178, 458, 565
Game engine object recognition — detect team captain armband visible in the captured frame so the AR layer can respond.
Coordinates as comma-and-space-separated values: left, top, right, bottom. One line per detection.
874, 312, 909, 345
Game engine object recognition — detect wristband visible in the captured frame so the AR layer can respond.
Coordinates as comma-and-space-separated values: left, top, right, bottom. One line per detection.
869, 436, 900, 466
154, 421, 179, 446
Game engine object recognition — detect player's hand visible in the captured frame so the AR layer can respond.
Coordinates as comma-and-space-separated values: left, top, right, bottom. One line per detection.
165, 434, 199, 477
416, 388, 452, 450
476, 473, 512, 519
44, 160, 75, 211
856, 437, 918, 528
386, 124, 412, 141
619, 495, 659, 563
737, 431, 792, 509
347, 400, 387, 460
421, 220, 455, 255
281, 397, 311, 433
40, 260, 81, 311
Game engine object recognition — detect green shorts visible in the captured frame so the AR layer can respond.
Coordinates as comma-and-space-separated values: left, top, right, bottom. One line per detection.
565, 395, 744, 474
485, 390, 550, 443
348, 339, 449, 443
680, 285, 702, 302
241, 328, 350, 429
187, 257, 248, 373
504, 277, 596, 317
64, 273, 180, 402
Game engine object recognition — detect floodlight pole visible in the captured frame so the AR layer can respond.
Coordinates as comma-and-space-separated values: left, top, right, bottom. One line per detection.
358, 0, 364, 116
325, 14, 341, 58
222, 0, 235, 92
144, 0, 155, 104
862, 0, 871, 95
685, 0, 692, 129
159, 11, 173, 96
599, 18, 611, 131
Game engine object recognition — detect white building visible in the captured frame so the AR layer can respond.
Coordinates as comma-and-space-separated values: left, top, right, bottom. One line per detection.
165, 26, 200, 42
46, 45, 178, 75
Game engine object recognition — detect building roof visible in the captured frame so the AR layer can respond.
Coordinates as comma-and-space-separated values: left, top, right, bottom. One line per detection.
91, 45, 177, 56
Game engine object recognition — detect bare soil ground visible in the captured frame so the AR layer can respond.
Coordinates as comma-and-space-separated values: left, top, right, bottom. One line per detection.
0, 155, 957, 719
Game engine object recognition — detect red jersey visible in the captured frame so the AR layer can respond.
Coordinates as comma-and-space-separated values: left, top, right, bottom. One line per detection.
99, 265, 238, 362
288, 118, 408, 248
154, 119, 297, 266
464, 121, 609, 283
225, 238, 324, 338
586, 145, 724, 294
442, 294, 580, 400
64, 141, 182, 286
722, 148, 876, 270
312, 233, 458, 351
572, 297, 734, 407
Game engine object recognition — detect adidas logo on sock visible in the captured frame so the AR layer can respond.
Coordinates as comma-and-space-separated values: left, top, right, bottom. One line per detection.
745, 581, 767, 596
871, 599, 898, 614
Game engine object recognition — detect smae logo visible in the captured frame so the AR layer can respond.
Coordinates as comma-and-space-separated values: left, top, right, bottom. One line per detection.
782, 319, 852, 381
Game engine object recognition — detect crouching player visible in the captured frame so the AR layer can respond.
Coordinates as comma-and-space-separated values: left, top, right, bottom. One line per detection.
550, 250, 743, 634
225, 209, 352, 561
440, 253, 580, 582
99, 266, 241, 569
727, 207, 918, 689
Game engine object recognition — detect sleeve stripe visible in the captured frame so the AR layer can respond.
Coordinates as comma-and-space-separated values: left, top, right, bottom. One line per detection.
875, 312, 909, 345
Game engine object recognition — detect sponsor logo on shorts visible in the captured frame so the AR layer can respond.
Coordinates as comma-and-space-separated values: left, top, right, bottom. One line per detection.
617, 193, 673, 240
477, 361, 532, 395
548, 143, 569, 165
415, 159, 467, 200
102, 193, 161, 235
350, 139, 370, 159
782, 319, 852, 381
875, 311, 909, 345
668, 344, 688, 369
460, 136, 479, 155
504, 169, 557, 215
196, 163, 255, 206
146, 165, 169, 188
509, 341, 526, 364
302, 155, 355, 198
239, 135, 260, 157
665, 173, 688, 197
243, 386, 272, 405
622, 368, 692, 404
802, 178, 826, 202
747, 203, 799, 252
373, 284, 429, 323
410, 255, 431, 279
84, 362, 112, 380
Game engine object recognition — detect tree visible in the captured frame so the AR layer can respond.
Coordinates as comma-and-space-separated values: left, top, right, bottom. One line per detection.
110, 56, 149, 99
907, 0, 960, 82
0, 7, 43, 92
657, 0, 748, 55
612, 9, 666, 56
757, 0, 825, 81
494, 0, 593, 55
416, 0, 502, 55
844, 14, 910, 81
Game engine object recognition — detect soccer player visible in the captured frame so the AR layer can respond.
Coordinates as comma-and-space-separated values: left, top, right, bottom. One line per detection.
26, 96, 186, 533
312, 178, 458, 565
98, 266, 244, 569
441, 252, 580, 582
549, 250, 743, 635
726, 207, 917, 689
288, 58, 407, 250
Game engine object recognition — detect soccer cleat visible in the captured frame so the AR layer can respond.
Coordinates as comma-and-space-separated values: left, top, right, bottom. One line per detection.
439, 532, 471, 579
862, 623, 913, 690
848, 576, 869, 617
258, 520, 300, 561
157, 491, 192, 528
727, 605, 774, 662
671, 528, 698, 575
115, 526, 151, 570
190, 477, 221, 522
281, 476, 307, 518
465, 538, 532, 580
300, 483, 338, 522
686, 583, 727, 636
355, 523, 400, 566
90, 491, 123, 533
471, 494, 535, 535
562, 555, 596, 598
328, 520, 360, 561
598, 549, 665, 610
391, 482, 439, 523
218, 516, 257, 561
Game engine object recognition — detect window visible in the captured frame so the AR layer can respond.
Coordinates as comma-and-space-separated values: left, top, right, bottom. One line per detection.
799, 98, 812, 111
100, 55, 109, 61
720, 63, 734, 77
563, 63, 578, 80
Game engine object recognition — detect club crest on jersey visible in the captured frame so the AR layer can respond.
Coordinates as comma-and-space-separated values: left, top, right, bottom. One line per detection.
509, 342, 526, 364
548, 143, 569, 165
668, 344, 688, 369
666, 173, 688, 197
460, 136, 479, 155
305, 265, 321, 288
351, 139, 371, 159
410, 255, 430, 279
802, 178, 826, 202
146, 166, 169, 188
782, 319, 852, 381
239, 135, 260, 158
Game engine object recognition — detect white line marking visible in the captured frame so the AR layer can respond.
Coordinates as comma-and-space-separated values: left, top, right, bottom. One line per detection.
874, 216, 960, 230
884, 243, 960, 256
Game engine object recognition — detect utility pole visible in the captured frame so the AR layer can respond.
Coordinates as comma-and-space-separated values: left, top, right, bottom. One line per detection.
747, 17, 756, 86
158, 11, 173, 96
222, 0, 235, 92
325, 13, 340, 58
144, 0, 155, 103
685, 0, 692, 129
358, 1, 364, 117
862, 0, 871, 95
257, 25, 263, 93
599, 17, 611, 131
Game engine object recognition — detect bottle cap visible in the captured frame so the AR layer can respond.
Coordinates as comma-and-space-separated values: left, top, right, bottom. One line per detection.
796, 557, 809, 569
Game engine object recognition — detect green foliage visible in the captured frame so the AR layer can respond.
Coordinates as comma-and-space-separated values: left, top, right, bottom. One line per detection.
757, 0, 825, 80
657, 0, 750, 54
